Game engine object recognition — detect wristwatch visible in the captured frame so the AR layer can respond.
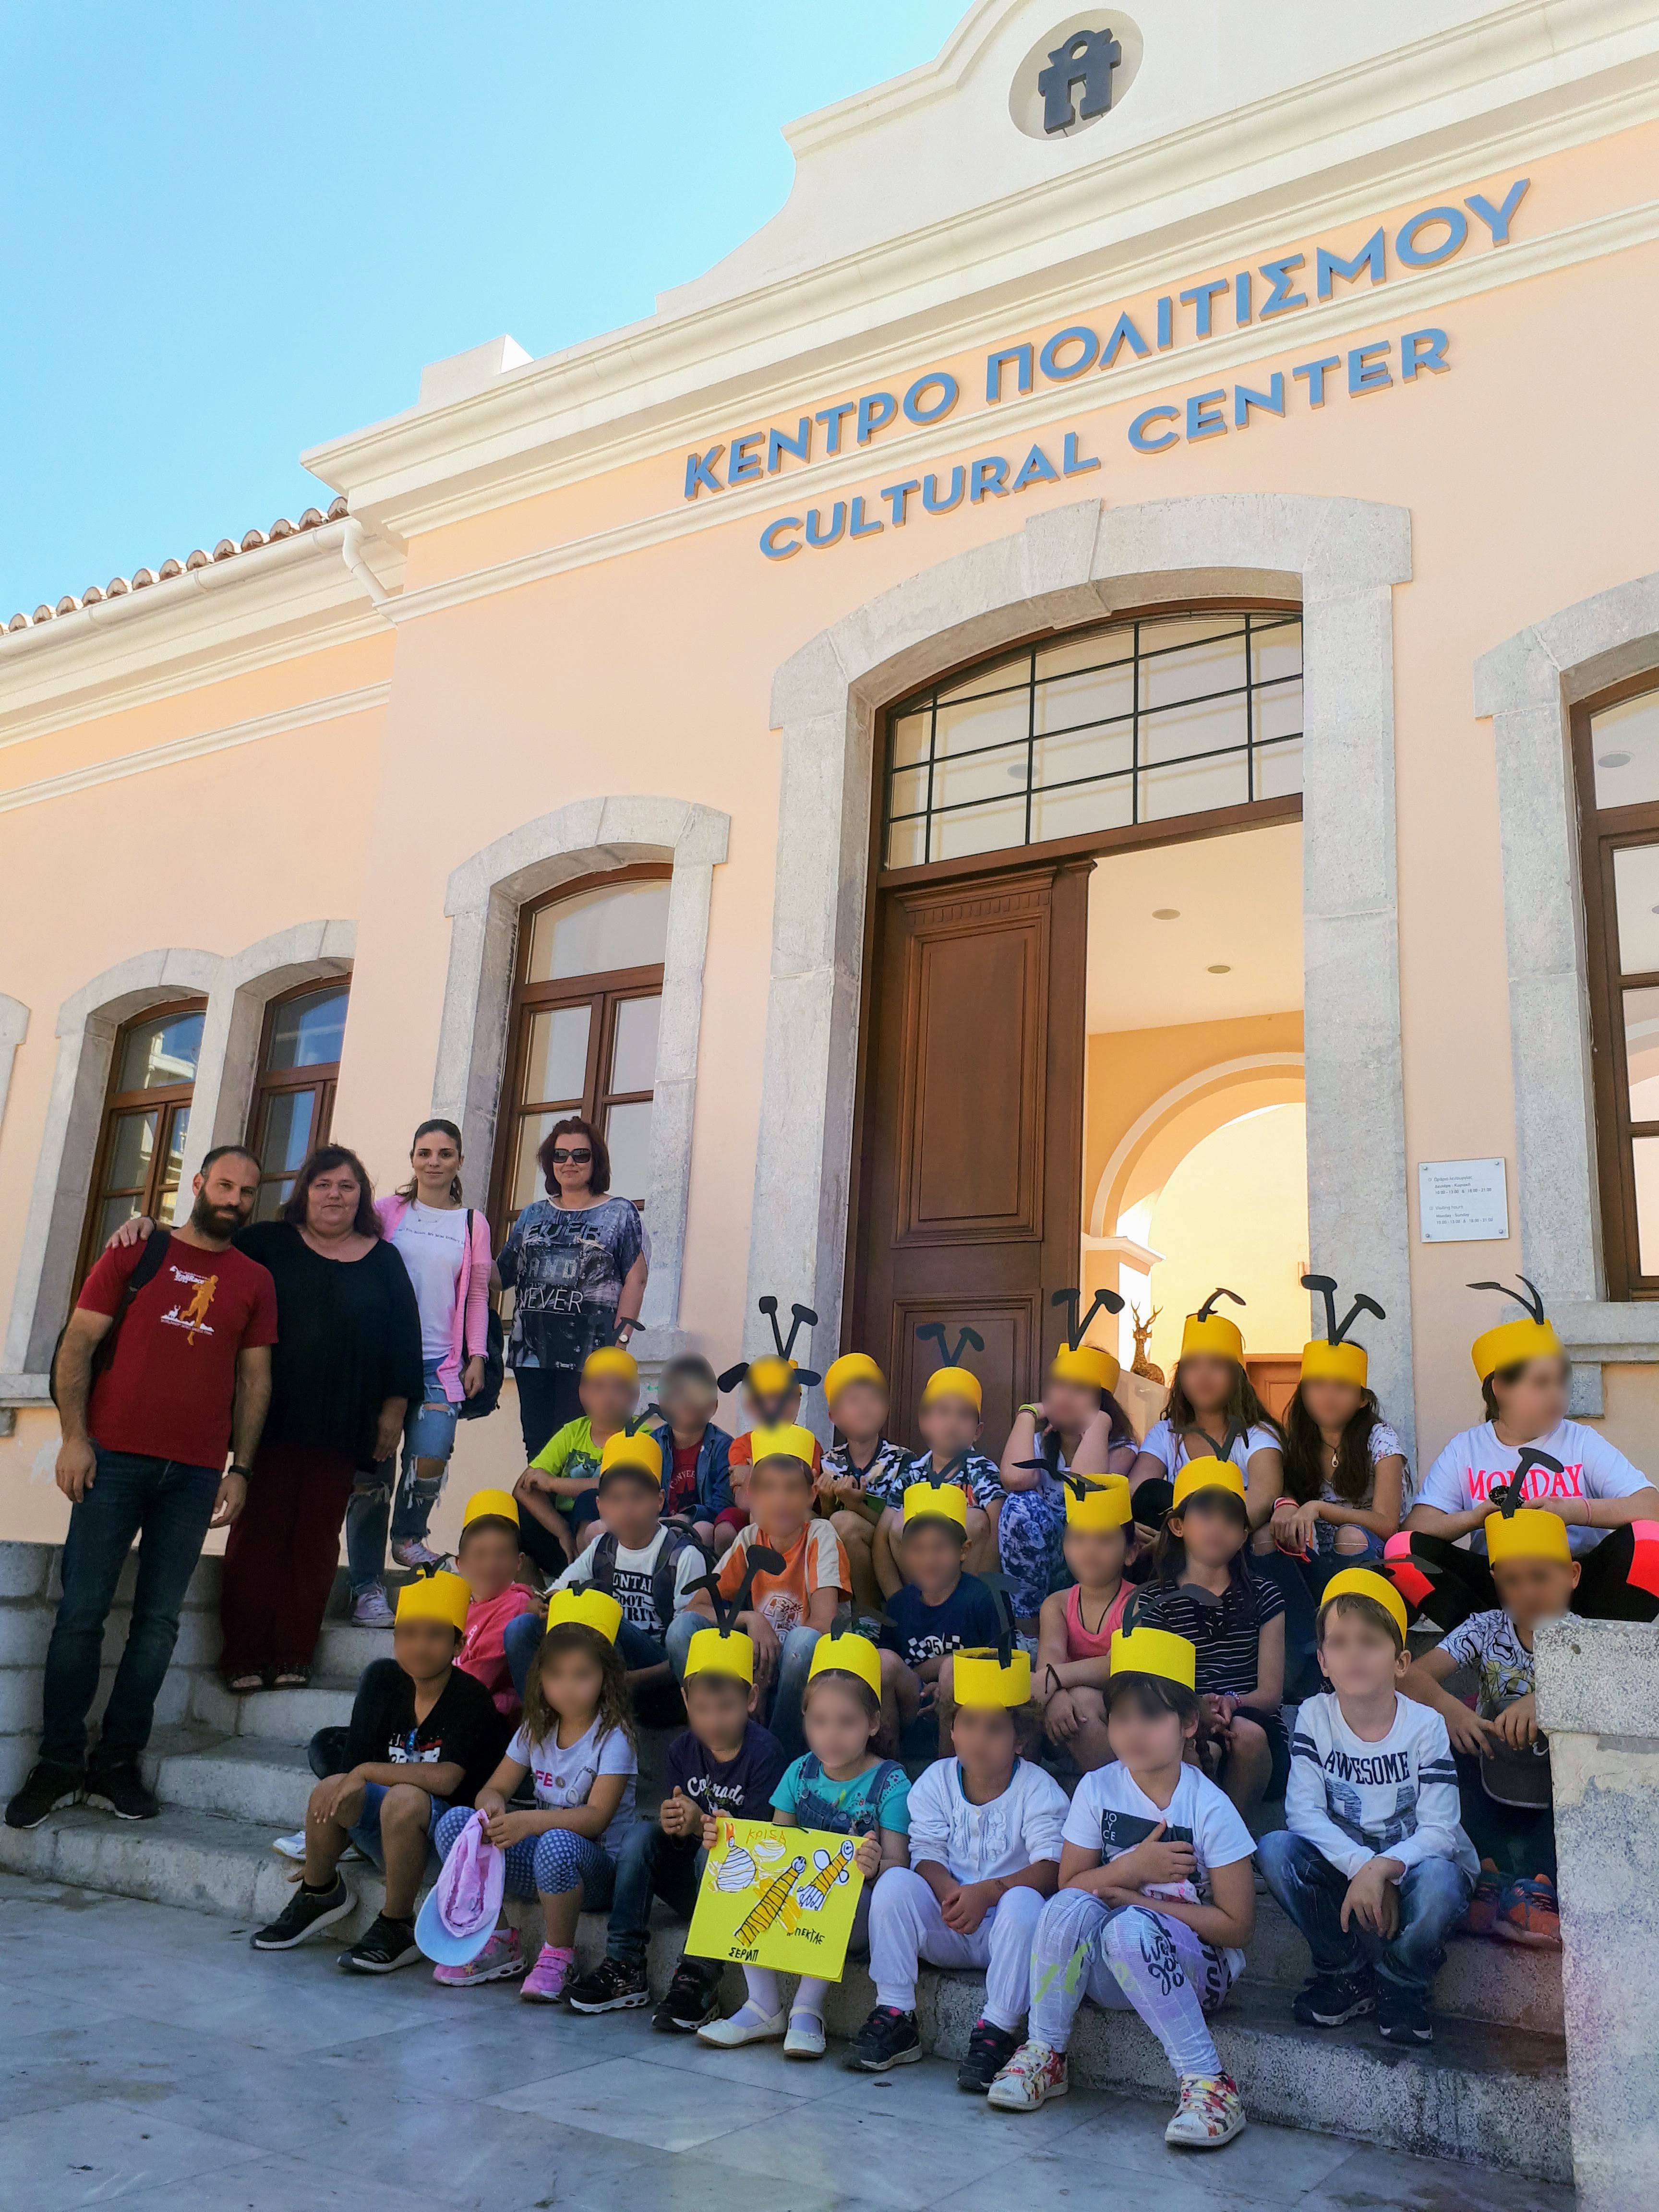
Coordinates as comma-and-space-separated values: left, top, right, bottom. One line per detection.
228, 1465, 252, 1479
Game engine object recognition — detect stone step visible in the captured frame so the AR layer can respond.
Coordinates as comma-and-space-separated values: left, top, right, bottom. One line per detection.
144, 1731, 317, 1829
313, 1619, 396, 1674
190, 1673, 361, 1742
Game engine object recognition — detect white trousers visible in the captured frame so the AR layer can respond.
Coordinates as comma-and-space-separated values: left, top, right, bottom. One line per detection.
868, 1866, 1046, 2030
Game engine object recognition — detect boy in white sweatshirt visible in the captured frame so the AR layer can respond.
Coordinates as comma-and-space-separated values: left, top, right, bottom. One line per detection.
1258, 1568, 1477, 2047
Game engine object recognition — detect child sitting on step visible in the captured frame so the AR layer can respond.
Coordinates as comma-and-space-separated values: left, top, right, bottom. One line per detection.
871, 1347, 1004, 1597
513, 1345, 640, 1572
1033, 1474, 1140, 1773
878, 1483, 1001, 1756
1259, 1569, 1477, 2045
428, 1595, 637, 1997
818, 1353, 908, 1612
453, 1491, 540, 1718
987, 1623, 1255, 2149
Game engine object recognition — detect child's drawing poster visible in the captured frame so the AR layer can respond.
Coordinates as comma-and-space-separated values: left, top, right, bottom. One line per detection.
686, 1818, 864, 1978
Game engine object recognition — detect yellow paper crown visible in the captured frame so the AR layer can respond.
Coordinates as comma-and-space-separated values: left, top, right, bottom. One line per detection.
921, 1365, 983, 1413
953, 1647, 1033, 1708
807, 1628, 881, 1699
583, 1345, 639, 1383
1301, 1339, 1368, 1388
824, 1353, 885, 1406
1319, 1566, 1408, 1640
460, 1488, 520, 1533
1052, 1342, 1121, 1396
1065, 1474, 1133, 1530
1172, 1455, 1247, 1511
1111, 1622, 1196, 1689
746, 1354, 798, 1399
598, 1429, 663, 1486
545, 1587, 624, 1643
748, 1422, 818, 1472
1469, 1276, 1562, 1382
1485, 1506, 1573, 1567
1180, 1288, 1246, 1364
902, 1481, 968, 1533
395, 1571, 471, 1634
683, 1625, 756, 1686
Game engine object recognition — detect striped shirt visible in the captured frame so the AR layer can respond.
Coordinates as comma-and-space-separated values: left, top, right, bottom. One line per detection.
1134, 1571, 1285, 1698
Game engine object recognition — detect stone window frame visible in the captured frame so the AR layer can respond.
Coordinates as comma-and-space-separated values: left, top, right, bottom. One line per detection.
0, 998, 27, 1142
757, 493, 1419, 1454
1474, 572, 1659, 1412
433, 797, 730, 1347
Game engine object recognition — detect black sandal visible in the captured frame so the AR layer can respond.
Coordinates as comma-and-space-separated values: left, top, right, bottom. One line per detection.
271, 1666, 311, 1690
224, 1671, 265, 1695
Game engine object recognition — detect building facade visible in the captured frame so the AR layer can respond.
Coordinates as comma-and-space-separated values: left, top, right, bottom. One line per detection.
4, 0, 1659, 1532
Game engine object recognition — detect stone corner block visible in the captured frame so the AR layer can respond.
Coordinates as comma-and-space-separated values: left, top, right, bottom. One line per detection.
769, 630, 850, 730
0, 1543, 52, 1601
1536, 1617, 1659, 1739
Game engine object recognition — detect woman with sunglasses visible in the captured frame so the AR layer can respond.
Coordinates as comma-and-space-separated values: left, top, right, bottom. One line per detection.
496, 1116, 649, 1460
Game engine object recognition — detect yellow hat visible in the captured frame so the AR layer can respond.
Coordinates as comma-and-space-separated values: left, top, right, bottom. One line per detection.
1171, 1455, 1247, 1511
1110, 1622, 1196, 1689
1180, 1288, 1246, 1364
745, 1354, 798, 1399
807, 1627, 882, 1699
1064, 1474, 1133, 1530
1469, 1276, 1562, 1382
1319, 1566, 1409, 1641
583, 1345, 639, 1383
395, 1571, 471, 1634
953, 1647, 1033, 1708
545, 1587, 624, 1643
1301, 1338, 1369, 1388
921, 1365, 983, 1413
1485, 1507, 1573, 1567
683, 1625, 756, 1685
598, 1429, 663, 1486
824, 1353, 885, 1407
902, 1481, 968, 1533
460, 1488, 520, 1532
748, 1422, 818, 1472
1051, 1342, 1121, 1396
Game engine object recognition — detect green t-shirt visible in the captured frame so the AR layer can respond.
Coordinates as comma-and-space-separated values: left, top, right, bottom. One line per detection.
530, 1416, 601, 1482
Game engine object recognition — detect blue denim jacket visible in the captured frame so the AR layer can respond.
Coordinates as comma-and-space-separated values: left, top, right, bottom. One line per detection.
661, 1421, 733, 1518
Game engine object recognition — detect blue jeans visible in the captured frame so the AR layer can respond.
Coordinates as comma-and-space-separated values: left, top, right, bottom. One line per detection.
605, 1816, 705, 1962
40, 1446, 221, 1768
344, 1361, 460, 1592
1258, 1828, 1475, 2005
348, 1779, 447, 1873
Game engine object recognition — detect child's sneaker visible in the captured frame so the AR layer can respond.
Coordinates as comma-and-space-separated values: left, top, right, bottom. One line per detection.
957, 2017, 1021, 2092
1497, 1874, 1562, 1948
986, 2040, 1068, 2111
350, 1585, 395, 1628
1376, 1992, 1433, 2044
1166, 2071, 1246, 2149
1465, 1857, 1502, 1936
338, 1912, 420, 1973
391, 1538, 449, 1571
566, 1956, 650, 2013
520, 1943, 575, 2003
433, 1926, 527, 1986
845, 2005, 922, 2072
250, 1877, 353, 1950
653, 1958, 721, 2033
1291, 1968, 1376, 2028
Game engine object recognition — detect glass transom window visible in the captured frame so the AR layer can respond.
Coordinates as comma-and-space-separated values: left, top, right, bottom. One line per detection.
883, 611, 1303, 867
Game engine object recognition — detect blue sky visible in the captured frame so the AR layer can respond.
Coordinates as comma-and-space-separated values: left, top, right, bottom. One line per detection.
0, 1, 965, 618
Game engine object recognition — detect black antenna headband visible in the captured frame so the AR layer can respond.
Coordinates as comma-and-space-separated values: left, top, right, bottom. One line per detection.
1300, 1274, 1386, 1346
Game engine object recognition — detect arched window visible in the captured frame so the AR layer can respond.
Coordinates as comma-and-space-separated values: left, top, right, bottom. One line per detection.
246, 980, 349, 1218
78, 1000, 206, 1279
492, 867, 669, 1235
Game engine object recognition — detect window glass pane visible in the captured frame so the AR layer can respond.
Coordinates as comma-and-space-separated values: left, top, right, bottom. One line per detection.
935, 651, 1028, 704
525, 879, 671, 982
522, 1004, 592, 1106
1139, 628, 1248, 711
155, 1106, 190, 1226
96, 1191, 144, 1247
1254, 675, 1302, 744
1141, 694, 1248, 765
609, 996, 661, 1095
1034, 661, 1134, 735
1035, 725, 1134, 790
259, 1089, 317, 1178
253, 1179, 292, 1223
932, 740, 1029, 814
1592, 691, 1659, 811
935, 691, 1028, 759
889, 765, 930, 822
1612, 843, 1659, 974
886, 814, 927, 869
1251, 617, 1302, 685
264, 986, 348, 1071
933, 794, 1026, 860
1031, 779, 1134, 843
1624, 986, 1659, 1120
1634, 1136, 1659, 1275
1255, 736, 1304, 800
890, 709, 930, 767
116, 1010, 204, 1092
1140, 752, 1249, 822
604, 1100, 654, 1203
1034, 627, 1134, 681
104, 1109, 158, 1194
511, 1113, 559, 1209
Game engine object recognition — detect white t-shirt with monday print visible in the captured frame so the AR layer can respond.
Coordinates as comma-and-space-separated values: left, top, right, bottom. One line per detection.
1416, 1420, 1650, 1557
506, 1714, 637, 1856
1139, 1420, 1281, 1478
1062, 1759, 1256, 1978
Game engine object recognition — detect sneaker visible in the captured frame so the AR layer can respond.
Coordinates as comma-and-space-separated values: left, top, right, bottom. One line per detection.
433, 1926, 528, 1987
250, 1877, 353, 1950
338, 1912, 421, 1973
784, 2010, 827, 2060
1166, 2071, 1246, 2149
350, 1585, 395, 1628
845, 2005, 923, 2073
1497, 1874, 1562, 1948
697, 2002, 788, 2047
957, 2017, 1021, 2092
1376, 1993, 1434, 2044
391, 1539, 448, 1571
1291, 1969, 1377, 2028
520, 1943, 576, 2003
4, 1759, 84, 1830
653, 1957, 721, 2033
1466, 1857, 1502, 1936
84, 1763, 159, 1821
566, 1956, 650, 2014
986, 2040, 1069, 2112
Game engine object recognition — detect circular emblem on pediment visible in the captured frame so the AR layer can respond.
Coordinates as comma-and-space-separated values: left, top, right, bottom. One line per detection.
1010, 13, 1143, 140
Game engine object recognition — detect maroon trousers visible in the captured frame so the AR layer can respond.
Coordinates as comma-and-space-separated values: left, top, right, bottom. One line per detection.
219, 1440, 357, 1678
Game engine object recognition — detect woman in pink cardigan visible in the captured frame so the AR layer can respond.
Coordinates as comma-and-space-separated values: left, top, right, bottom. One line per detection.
343, 1119, 493, 1623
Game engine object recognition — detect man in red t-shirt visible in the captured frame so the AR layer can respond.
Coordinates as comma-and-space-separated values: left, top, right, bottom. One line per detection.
4, 1146, 277, 1833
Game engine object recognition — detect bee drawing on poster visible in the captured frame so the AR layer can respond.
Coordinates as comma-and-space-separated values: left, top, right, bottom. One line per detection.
688, 1818, 864, 1975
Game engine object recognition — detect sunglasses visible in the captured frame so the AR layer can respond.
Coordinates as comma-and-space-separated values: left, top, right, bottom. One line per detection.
549, 1146, 592, 1164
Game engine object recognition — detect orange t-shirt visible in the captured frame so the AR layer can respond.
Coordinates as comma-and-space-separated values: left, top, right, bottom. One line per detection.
716, 1519, 848, 1635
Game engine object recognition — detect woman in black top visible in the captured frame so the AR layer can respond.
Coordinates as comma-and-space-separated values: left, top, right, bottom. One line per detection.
217, 1148, 422, 1689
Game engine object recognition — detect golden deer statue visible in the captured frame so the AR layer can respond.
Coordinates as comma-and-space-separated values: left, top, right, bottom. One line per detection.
1130, 1301, 1164, 1384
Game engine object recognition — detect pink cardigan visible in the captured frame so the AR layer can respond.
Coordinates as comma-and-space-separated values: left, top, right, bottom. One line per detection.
375, 1193, 492, 1405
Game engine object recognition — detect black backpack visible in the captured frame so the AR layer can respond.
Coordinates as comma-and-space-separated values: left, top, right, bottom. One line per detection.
589, 1524, 695, 1633
49, 1230, 172, 1410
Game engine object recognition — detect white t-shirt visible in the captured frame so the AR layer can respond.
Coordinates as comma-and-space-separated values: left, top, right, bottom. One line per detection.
1288, 1691, 1477, 1881
1438, 1608, 1535, 1717
905, 1756, 1069, 1884
1320, 1421, 1407, 1508
555, 1528, 704, 1634
1416, 1419, 1649, 1556
506, 1713, 637, 1856
1062, 1760, 1256, 1977
391, 1201, 468, 1365
1139, 1420, 1280, 1479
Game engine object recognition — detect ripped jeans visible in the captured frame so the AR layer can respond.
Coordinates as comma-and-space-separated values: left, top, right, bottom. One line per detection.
345, 1360, 461, 1592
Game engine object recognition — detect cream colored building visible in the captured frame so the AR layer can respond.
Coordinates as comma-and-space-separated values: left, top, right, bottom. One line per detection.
5, 0, 1659, 1538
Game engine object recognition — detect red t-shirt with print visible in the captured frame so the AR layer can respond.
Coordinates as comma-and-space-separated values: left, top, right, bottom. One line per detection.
79, 1237, 279, 1470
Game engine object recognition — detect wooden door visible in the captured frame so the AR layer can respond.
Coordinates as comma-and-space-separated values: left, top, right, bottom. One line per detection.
1246, 1356, 1301, 1425
850, 859, 1090, 1452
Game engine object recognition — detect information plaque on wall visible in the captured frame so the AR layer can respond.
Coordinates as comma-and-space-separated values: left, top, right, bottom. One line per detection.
1417, 1157, 1510, 1243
